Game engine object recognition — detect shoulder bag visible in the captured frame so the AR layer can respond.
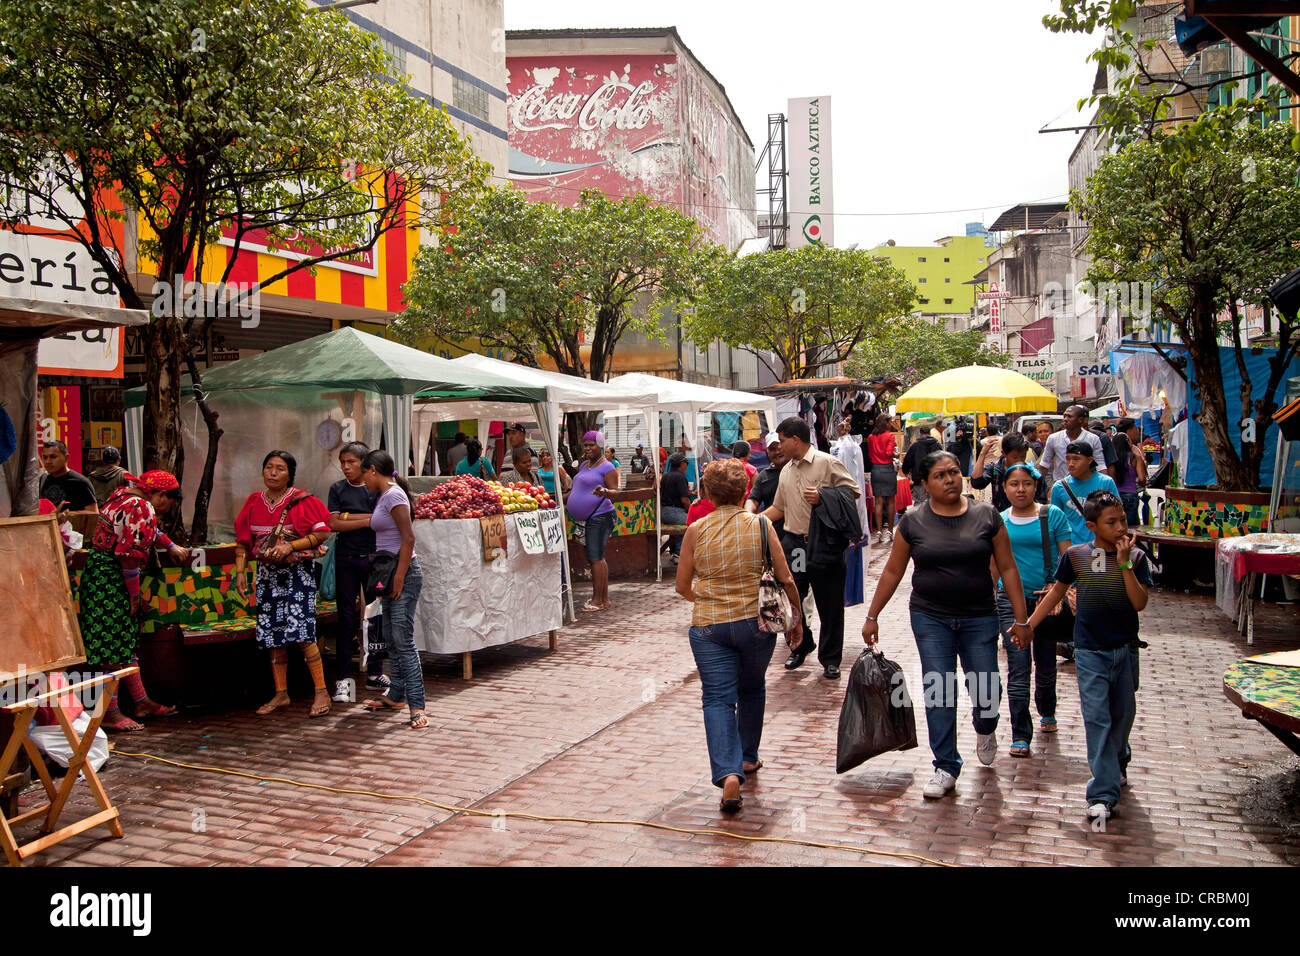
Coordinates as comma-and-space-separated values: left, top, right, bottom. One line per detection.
756, 515, 793, 633
254, 491, 319, 565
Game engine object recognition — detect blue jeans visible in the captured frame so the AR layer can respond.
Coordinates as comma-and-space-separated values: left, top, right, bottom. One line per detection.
661, 506, 688, 555
688, 618, 778, 787
909, 611, 1002, 778
1120, 491, 1141, 527
381, 561, 425, 712
1074, 645, 1139, 806
995, 590, 1057, 744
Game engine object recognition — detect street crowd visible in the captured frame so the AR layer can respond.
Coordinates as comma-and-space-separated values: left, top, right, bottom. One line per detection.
670, 405, 1153, 825
33, 401, 1154, 826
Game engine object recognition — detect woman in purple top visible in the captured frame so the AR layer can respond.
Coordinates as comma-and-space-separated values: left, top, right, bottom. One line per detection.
332, 450, 427, 728
1112, 418, 1148, 527
569, 430, 618, 612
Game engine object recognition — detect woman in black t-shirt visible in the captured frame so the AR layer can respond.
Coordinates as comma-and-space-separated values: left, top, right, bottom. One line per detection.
861, 451, 1033, 800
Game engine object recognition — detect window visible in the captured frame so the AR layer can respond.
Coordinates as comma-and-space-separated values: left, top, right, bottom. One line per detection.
919, 297, 930, 304
918, 277, 926, 283
918, 256, 927, 263
977, 258, 984, 263
380, 38, 407, 79
943, 257, 949, 263
944, 277, 951, 283
944, 298, 953, 305
454, 74, 490, 121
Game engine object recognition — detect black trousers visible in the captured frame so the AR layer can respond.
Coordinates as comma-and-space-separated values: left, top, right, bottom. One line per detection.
334, 553, 384, 681
781, 532, 847, 669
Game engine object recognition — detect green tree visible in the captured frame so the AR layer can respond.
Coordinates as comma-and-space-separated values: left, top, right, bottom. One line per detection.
684, 244, 916, 382
845, 318, 1010, 387
1075, 104, 1300, 491
0, 0, 488, 540
1044, 1, 1293, 141
398, 187, 710, 455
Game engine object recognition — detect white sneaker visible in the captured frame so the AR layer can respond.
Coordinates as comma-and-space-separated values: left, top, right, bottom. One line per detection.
922, 769, 957, 799
1087, 802, 1113, 821
332, 679, 355, 703
976, 732, 997, 766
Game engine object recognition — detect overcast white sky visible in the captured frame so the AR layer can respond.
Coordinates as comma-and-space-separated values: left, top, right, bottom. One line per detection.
504, 0, 1103, 247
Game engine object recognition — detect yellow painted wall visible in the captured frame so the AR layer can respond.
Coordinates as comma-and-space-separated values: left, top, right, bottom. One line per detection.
870, 235, 988, 316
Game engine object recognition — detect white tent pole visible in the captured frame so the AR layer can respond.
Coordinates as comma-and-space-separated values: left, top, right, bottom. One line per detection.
649, 405, 662, 583
539, 400, 575, 625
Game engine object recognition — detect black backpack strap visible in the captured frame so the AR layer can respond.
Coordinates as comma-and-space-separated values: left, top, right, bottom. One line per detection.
1038, 504, 1054, 582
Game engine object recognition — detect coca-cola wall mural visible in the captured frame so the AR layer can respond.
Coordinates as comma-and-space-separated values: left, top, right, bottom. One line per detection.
506, 54, 754, 250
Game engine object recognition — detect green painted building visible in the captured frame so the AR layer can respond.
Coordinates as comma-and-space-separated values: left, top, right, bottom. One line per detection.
870, 235, 989, 322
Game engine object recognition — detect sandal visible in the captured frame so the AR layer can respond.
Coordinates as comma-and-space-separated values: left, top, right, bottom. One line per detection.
136, 702, 177, 719
309, 700, 331, 719
581, 601, 602, 613
255, 699, 287, 716
409, 711, 429, 729
363, 696, 403, 713
102, 715, 145, 732
742, 760, 763, 774
719, 796, 743, 814
1010, 741, 1031, 758
1040, 718, 1058, 733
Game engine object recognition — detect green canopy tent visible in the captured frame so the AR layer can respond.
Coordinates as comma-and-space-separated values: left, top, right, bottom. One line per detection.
125, 327, 545, 477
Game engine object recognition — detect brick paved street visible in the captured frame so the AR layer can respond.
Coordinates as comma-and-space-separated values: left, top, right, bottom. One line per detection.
15, 550, 1300, 867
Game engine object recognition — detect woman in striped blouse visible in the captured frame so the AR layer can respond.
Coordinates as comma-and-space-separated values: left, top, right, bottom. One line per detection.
675, 459, 801, 814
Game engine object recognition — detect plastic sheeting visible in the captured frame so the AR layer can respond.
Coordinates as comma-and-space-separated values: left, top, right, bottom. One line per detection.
172, 386, 382, 541
411, 516, 562, 655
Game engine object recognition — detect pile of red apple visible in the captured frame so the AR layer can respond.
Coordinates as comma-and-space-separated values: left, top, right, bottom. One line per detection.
413, 476, 505, 520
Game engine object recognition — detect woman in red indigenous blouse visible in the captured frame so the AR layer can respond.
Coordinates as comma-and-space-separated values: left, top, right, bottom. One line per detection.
80, 470, 190, 731
233, 450, 333, 718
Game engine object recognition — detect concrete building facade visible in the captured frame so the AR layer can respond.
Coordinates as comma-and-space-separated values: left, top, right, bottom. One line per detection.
505, 27, 763, 390
870, 235, 990, 330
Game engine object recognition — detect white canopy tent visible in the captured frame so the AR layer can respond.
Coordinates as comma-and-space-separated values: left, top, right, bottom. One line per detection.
412, 355, 663, 620
602, 373, 779, 582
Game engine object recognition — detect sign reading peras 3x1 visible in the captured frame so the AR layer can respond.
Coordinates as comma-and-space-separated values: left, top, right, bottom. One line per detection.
787, 96, 833, 248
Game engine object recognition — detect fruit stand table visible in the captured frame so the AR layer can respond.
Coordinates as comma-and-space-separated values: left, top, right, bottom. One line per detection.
410, 514, 562, 678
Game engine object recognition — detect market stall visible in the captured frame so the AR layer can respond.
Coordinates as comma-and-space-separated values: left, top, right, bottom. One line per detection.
602, 373, 778, 581
122, 329, 573, 679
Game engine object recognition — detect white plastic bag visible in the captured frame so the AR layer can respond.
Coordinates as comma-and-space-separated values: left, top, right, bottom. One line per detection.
28, 712, 109, 773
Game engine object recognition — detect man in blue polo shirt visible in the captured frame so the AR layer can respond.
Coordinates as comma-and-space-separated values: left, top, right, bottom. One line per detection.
1050, 441, 1119, 545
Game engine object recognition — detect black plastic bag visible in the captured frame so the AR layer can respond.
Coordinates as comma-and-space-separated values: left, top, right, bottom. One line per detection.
836, 648, 917, 773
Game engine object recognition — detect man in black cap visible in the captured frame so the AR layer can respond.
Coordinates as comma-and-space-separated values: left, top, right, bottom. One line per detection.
629, 443, 651, 475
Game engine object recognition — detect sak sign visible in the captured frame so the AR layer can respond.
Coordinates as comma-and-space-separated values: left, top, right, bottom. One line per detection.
787, 96, 833, 248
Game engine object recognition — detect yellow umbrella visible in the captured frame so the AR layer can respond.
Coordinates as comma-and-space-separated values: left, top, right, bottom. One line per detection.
895, 365, 1057, 414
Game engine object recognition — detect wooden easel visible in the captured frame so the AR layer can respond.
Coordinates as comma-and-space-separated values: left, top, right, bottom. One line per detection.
0, 666, 134, 867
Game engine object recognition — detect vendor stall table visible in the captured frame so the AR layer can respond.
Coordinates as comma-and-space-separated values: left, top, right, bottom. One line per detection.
1214, 534, 1300, 645
1223, 658, 1300, 758
411, 514, 562, 678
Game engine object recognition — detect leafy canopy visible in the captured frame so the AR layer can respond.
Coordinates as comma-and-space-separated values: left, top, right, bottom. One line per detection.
397, 187, 710, 380
845, 317, 1010, 388
683, 244, 916, 382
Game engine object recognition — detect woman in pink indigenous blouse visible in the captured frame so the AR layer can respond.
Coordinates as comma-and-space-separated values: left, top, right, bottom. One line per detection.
233, 450, 333, 719
79, 470, 190, 730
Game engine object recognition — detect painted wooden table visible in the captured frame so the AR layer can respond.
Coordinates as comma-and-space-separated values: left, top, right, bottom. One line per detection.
1223, 659, 1300, 758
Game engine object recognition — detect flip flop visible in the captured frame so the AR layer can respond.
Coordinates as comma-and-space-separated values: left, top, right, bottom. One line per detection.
309, 701, 331, 719
137, 703, 177, 718
581, 601, 602, 612
742, 760, 763, 774
254, 700, 287, 716
1010, 741, 1031, 758
719, 796, 743, 814
102, 716, 145, 732
1040, 718, 1058, 733
409, 711, 429, 729
363, 696, 403, 713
